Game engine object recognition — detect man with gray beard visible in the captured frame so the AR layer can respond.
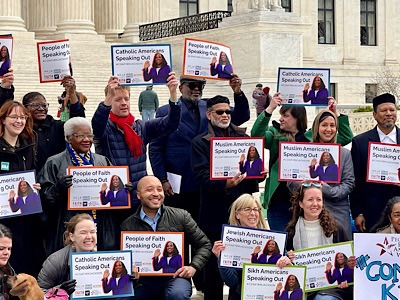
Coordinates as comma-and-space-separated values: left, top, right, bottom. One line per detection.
191, 95, 262, 300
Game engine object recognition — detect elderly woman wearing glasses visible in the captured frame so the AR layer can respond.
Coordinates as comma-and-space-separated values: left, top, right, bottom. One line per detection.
0, 101, 45, 276
38, 117, 112, 256
285, 182, 354, 300
21, 91, 85, 173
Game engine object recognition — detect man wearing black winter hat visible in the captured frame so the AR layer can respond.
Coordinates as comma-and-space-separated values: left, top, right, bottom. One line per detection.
350, 93, 400, 232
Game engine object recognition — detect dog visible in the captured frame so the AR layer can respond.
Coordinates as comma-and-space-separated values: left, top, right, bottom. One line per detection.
3, 273, 44, 300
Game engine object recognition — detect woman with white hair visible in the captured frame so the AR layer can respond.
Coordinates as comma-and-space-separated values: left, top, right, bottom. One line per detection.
38, 117, 112, 255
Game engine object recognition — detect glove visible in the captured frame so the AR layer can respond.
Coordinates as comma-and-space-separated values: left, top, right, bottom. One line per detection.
124, 183, 134, 192
56, 175, 73, 191
59, 279, 77, 295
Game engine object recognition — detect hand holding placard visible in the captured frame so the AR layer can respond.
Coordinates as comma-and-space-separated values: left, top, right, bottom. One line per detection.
1, 69, 13, 88
167, 72, 178, 101
265, 93, 282, 114
229, 74, 242, 94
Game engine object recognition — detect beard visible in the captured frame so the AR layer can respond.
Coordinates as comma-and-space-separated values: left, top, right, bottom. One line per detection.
211, 118, 230, 129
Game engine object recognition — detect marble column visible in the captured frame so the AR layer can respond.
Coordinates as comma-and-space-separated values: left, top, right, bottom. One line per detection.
94, 0, 125, 42
0, 0, 26, 32
122, 0, 159, 41
56, 0, 96, 34
342, 0, 357, 64
26, 0, 57, 39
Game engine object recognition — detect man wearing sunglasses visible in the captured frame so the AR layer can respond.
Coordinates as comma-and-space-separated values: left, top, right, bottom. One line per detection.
191, 95, 259, 300
149, 74, 249, 293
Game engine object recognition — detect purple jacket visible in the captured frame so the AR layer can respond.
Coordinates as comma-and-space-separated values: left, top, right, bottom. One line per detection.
253, 253, 282, 264
152, 254, 182, 273
102, 275, 133, 295
274, 289, 303, 300
309, 164, 339, 182
0, 59, 10, 77
239, 159, 263, 177
100, 189, 129, 207
9, 193, 42, 215
325, 266, 354, 284
143, 65, 171, 83
303, 88, 329, 105
210, 63, 233, 79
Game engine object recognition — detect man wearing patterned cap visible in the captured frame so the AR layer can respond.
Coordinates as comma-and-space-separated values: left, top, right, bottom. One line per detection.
350, 93, 400, 232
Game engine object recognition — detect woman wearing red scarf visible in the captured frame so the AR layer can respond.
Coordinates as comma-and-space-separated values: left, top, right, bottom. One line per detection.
92, 72, 181, 249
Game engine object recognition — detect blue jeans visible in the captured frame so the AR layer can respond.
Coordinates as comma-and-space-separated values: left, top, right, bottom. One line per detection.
134, 277, 192, 300
141, 109, 155, 123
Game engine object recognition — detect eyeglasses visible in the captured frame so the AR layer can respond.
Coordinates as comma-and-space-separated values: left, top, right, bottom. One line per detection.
302, 182, 322, 188
240, 207, 261, 214
71, 133, 94, 140
26, 103, 49, 110
6, 115, 28, 121
209, 110, 232, 115
185, 82, 205, 91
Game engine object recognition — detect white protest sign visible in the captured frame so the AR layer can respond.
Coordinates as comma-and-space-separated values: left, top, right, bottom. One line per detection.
37, 39, 71, 82
292, 242, 354, 292
0, 170, 42, 219
277, 67, 330, 106
210, 137, 264, 179
121, 231, 184, 276
279, 142, 341, 183
111, 44, 172, 85
70, 250, 134, 299
242, 264, 306, 300
68, 166, 130, 210
367, 142, 400, 184
219, 225, 287, 269
183, 37, 234, 80
354, 233, 400, 300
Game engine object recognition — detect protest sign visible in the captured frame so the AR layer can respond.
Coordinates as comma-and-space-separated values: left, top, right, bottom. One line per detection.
292, 242, 354, 292
242, 264, 306, 300
0, 170, 42, 219
367, 142, 400, 184
219, 225, 287, 269
277, 67, 330, 106
121, 231, 184, 276
183, 38, 233, 80
279, 142, 341, 183
37, 39, 71, 82
354, 233, 400, 299
68, 166, 130, 210
210, 137, 264, 179
111, 44, 172, 85
0, 35, 13, 77
70, 250, 134, 299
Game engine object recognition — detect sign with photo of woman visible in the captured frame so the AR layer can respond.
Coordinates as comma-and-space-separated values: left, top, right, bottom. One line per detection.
0, 170, 42, 219
278, 67, 330, 106
0, 35, 13, 77
279, 142, 341, 183
121, 231, 184, 276
210, 137, 265, 180
183, 37, 234, 81
111, 44, 172, 85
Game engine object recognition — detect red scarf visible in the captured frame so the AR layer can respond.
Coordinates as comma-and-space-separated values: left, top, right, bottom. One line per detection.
109, 111, 143, 157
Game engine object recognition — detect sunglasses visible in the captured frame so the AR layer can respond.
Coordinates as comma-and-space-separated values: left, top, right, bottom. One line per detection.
209, 110, 232, 115
301, 182, 322, 188
185, 82, 205, 91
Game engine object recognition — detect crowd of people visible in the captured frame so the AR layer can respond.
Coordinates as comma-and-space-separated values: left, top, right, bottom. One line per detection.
0, 66, 398, 300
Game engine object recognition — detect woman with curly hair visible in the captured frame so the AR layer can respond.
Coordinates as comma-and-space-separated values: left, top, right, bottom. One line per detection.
285, 182, 353, 300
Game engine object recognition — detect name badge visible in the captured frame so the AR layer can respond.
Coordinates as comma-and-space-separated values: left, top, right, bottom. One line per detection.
1, 162, 9, 171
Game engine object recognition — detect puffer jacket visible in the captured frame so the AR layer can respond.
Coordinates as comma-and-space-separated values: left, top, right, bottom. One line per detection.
121, 205, 211, 272
92, 101, 181, 205
37, 245, 72, 291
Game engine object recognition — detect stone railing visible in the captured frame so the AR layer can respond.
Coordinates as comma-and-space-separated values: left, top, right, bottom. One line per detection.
139, 10, 232, 41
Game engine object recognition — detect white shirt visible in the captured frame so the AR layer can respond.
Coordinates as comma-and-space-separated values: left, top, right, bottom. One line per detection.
377, 126, 397, 144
